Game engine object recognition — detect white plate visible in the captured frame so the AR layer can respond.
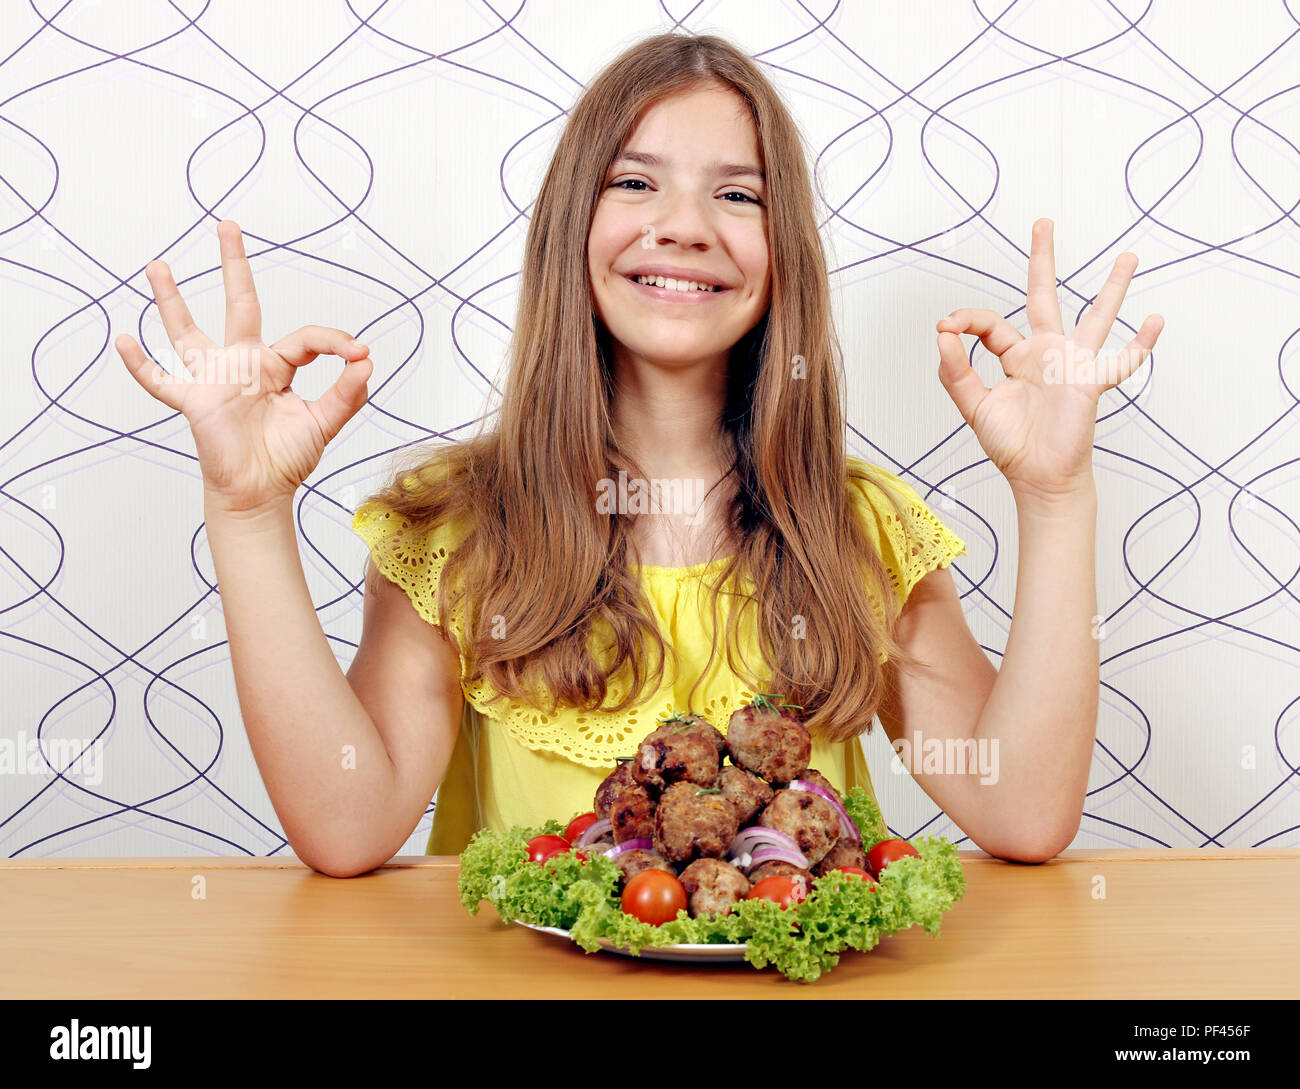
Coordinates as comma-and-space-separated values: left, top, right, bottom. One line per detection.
514, 920, 750, 962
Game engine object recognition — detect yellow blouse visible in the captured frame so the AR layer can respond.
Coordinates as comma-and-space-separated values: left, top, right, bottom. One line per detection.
351, 456, 968, 856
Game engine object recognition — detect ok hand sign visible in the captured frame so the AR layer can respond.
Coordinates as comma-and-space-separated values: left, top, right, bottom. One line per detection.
936, 219, 1164, 505
116, 220, 373, 513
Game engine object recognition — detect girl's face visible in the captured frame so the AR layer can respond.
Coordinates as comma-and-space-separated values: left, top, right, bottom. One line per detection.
588, 83, 771, 374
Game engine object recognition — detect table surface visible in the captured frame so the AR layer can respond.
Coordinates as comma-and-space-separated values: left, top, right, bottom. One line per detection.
2, 848, 1297, 998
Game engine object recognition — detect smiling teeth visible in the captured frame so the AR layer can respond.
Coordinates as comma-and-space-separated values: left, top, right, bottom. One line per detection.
633, 274, 722, 292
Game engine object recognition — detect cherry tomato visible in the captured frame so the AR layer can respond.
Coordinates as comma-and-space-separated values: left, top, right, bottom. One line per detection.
865, 838, 920, 878
525, 834, 570, 863
621, 869, 688, 925
564, 813, 600, 844
833, 865, 877, 886
539, 844, 591, 874
747, 875, 808, 909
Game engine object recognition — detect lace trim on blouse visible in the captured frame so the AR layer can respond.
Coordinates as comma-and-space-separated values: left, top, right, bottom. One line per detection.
859, 469, 970, 615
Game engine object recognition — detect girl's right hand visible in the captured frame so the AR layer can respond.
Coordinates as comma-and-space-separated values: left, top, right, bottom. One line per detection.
115, 220, 374, 514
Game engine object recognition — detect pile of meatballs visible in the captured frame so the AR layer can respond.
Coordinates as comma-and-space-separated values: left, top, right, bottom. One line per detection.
590, 701, 867, 919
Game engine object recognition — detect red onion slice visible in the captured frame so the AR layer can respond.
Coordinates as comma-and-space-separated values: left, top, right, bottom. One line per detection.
729, 826, 802, 856
746, 846, 810, 871
604, 837, 653, 859
727, 828, 809, 871
788, 779, 860, 843
575, 818, 613, 847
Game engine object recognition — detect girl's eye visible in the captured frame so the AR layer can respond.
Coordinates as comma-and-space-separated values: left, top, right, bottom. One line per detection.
609, 179, 761, 205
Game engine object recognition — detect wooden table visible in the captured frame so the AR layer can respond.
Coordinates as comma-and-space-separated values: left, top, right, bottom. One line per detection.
2, 848, 1297, 998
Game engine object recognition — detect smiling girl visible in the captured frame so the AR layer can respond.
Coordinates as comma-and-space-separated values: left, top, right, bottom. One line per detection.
116, 33, 1162, 875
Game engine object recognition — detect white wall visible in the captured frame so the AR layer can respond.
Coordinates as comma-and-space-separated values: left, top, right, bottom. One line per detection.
2, 0, 1297, 858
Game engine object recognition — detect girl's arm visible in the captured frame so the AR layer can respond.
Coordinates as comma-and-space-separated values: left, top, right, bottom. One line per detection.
880, 218, 1163, 862
205, 493, 463, 876
877, 484, 1098, 862
115, 219, 461, 876
973, 483, 1099, 855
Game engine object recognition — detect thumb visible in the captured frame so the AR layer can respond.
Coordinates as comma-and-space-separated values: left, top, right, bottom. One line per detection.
936, 330, 989, 429
310, 356, 373, 444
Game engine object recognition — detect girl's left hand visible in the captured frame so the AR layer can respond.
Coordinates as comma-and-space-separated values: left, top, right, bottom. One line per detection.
935, 218, 1164, 505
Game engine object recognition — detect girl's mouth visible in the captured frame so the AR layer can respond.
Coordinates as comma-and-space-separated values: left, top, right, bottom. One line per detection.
624, 273, 729, 303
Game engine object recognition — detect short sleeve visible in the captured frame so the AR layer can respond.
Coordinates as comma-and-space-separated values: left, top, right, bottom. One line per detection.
847, 457, 968, 617
351, 499, 470, 649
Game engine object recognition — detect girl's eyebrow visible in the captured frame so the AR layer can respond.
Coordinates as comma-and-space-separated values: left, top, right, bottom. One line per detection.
612, 149, 765, 182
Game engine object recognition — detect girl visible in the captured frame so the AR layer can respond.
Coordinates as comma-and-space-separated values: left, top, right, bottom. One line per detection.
115, 33, 1163, 876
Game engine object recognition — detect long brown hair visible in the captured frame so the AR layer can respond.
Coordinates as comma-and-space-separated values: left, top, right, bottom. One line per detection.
360, 31, 926, 743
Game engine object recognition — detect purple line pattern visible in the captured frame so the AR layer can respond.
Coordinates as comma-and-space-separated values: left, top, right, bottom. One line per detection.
1, 1, 1297, 859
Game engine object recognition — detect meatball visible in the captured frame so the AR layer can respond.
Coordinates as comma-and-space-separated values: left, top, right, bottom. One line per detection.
725, 703, 811, 783
611, 848, 674, 884
667, 713, 727, 756
759, 788, 841, 867
594, 761, 636, 819
595, 762, 657, 843
718, 764, 774, 825
748, 859, 812, 885
652, 782, 740, 863
812, 836, 866, 877
679, 858, 751, 917
631, 717, 723, 790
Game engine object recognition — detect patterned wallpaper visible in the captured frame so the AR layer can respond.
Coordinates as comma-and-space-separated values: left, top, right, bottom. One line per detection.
2, 0, 1297, 859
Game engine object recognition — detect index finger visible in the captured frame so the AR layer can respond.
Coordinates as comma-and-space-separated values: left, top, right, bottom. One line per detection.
1026, 218, 1064, 336
272, 325, 370, 368
936, 307, 1024, 358
218, 219, 263, 346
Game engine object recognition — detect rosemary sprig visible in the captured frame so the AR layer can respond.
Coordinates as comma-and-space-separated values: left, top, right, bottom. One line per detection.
695, 787, 723, 796
659, 708, 700, 734
752, 691, 803, 713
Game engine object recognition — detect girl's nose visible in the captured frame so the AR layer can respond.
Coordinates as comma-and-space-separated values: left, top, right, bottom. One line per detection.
647, 189, 718, 251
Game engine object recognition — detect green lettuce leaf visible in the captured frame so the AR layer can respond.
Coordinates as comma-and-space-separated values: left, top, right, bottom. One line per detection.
457, 817, 571, 915
456, 818, 966, 983
842, 785, 890, 849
